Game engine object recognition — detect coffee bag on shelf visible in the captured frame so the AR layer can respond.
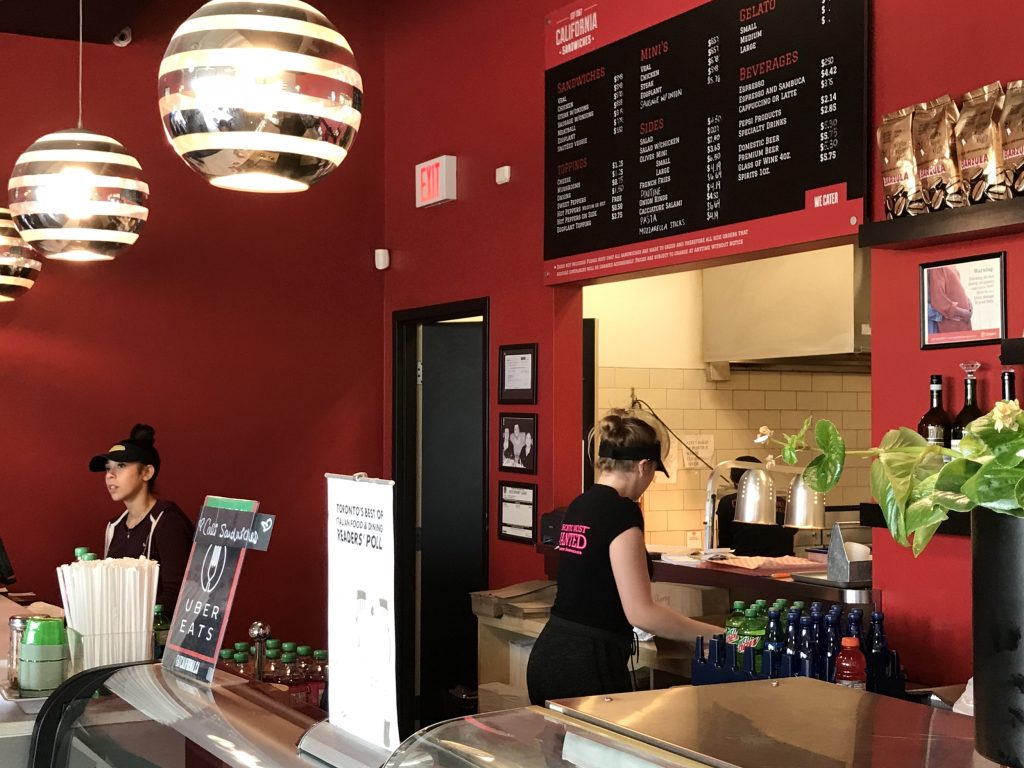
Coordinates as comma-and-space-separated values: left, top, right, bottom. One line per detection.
955, 82, 1005, 203
912, 95, 965, 212
877, 106, 918, 219
1000, 81, 1024, 197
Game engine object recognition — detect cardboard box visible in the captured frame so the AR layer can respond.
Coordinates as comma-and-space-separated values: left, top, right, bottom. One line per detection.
478, 681, 531, 713
651, 582, 729, 617
508, 637, 535, 690
470, 580, 556, 618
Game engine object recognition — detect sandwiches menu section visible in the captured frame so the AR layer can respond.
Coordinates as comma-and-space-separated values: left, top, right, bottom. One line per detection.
544, 0, 867, 283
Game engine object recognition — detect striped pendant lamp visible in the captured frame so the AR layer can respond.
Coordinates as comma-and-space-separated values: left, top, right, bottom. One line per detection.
158, 0, 363, 193
0, 208, 41, 302
7, 129, 150, 262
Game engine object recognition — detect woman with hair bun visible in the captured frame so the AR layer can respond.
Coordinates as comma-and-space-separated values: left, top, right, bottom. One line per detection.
90, 424, 194, 613
527, 409, 722, 705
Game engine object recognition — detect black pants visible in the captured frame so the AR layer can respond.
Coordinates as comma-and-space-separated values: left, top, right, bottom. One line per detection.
527, 615, 633, 706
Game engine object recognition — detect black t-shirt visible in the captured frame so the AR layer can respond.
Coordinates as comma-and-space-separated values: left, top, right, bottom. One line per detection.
551, 484, 644, 635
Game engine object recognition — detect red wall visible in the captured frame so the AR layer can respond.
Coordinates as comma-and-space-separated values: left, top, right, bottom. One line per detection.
380, 0, 586, 588
0, 0, 387, 647
868, 0, 1024, 685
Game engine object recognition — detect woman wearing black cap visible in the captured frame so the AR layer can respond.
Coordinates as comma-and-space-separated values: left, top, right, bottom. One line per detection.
527, 409, 722, 705
90, 424, 194, 613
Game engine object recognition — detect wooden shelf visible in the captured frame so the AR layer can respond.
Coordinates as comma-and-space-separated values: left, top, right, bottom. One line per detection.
858, 196, 1024, 249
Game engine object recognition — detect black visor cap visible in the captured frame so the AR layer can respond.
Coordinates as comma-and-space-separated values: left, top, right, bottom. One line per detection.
598, 441, 668, 476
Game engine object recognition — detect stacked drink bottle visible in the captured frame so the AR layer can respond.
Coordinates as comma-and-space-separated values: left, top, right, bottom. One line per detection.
690, 597, 905, 697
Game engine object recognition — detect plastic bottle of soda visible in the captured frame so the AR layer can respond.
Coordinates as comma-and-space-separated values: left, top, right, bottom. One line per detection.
754, 599, 769, 614
791, 601, 806, 617
217, 648, 236, 672
867, 611, 889, 690
784, 610, 800, 665
847, 609, 864, 651
264, 649, 282, 683
763, 609, 785, 677
834, 637, 867, 689
280, 651, 309, 705
796, 616, 817, 678
738, 608, 766, 673
152, 605, 171, 660
822, 614, 840, 682
296, 645, 313, 679
233, 652, 251, 678
725, 601, 746, 648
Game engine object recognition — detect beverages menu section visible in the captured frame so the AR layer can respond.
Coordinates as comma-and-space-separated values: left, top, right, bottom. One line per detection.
544, 0, 866, 283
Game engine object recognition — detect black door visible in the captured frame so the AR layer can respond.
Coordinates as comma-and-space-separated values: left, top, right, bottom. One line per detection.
393, 299, 488, 736
419, 322, 486, 724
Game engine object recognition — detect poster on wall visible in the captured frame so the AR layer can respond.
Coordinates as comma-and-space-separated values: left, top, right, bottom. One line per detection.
543, 0, 868, 284
326, 473, 399, 752
920, 252, 1006, 349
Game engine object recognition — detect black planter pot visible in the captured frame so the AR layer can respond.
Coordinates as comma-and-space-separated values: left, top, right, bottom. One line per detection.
973, 509, 1024, 767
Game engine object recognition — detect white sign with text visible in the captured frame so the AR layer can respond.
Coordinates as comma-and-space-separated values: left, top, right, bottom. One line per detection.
326, 474, 399, 751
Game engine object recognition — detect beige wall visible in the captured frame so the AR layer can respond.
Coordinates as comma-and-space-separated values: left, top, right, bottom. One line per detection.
597, 366, 873, 547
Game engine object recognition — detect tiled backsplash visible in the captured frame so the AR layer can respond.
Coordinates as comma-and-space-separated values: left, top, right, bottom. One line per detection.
597, 367, 873, 548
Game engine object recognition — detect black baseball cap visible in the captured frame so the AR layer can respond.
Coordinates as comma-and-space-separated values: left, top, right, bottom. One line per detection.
89, 439, 160, 475
598, 441, 669, 476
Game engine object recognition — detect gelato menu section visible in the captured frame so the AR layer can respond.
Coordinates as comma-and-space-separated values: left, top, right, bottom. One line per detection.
544, 0, 867, 283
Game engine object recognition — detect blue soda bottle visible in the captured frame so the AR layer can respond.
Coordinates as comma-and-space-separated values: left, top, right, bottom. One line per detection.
822, 613, 840, 682
797, 616, 817, 678
764, 609, 785, 677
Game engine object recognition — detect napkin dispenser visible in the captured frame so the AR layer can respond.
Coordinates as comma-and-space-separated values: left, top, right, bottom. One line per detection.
826, 523, 872, 586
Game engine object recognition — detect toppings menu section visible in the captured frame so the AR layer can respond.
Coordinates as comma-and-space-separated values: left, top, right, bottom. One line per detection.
544, 0, 866, 283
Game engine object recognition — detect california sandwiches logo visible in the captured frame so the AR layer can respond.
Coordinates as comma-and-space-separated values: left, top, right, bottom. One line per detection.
554, 6, 598, 57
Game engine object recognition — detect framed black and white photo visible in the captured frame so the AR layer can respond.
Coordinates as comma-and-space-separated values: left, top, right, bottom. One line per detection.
920, 252, 1006, 350
499, 412, 537, 474
498, 344, 538, 404
498, 481, 537, 543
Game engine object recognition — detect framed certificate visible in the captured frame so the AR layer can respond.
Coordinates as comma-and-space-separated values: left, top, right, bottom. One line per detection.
498, 481, 537, 543
498, 344, 538, 404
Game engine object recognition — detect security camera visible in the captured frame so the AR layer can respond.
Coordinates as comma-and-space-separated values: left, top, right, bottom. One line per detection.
112, 27, 132, 47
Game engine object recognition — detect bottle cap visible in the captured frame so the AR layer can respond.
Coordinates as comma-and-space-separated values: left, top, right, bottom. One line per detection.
234, 642, 250, 652
154, 604, 164, 614
219, 649, 235, 660
755, 599, 768, 606
732, 601, 745, 610
266, 649, 281, 660
871, 611, 884, 621
744, 608, 757, 617
73, 547, 89, 559
282, 652, 297, 663
266, 639, 282, 649
297, 645, 312, 656
250, 645, 256, 655
313, 649, 328, 660
233, 652, 249, 662
81, 553, 99, 561
824, 614, 835, 624
767, 609, 779, 618
282, 642, 297, 652
841, 636, 860, 648
800, 616, 811, 625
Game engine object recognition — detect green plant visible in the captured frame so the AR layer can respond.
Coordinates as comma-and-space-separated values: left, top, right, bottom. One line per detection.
758, 400, 1024, 555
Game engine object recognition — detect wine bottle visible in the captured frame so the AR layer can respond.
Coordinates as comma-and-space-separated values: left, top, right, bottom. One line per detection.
1003, 370, 1017, 402
951, 374, 983, 451
918, 374, 950, 448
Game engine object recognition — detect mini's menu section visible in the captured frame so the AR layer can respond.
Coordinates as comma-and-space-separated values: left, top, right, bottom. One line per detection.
544, 0, 866, 262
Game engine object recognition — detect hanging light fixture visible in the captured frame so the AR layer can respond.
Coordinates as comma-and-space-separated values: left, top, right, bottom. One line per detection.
0, 208, 41, 302
7, 1, 149, 262
158, 0, 363, 193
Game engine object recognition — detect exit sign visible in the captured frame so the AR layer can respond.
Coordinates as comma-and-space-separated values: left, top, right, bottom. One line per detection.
415, 155, 457, 208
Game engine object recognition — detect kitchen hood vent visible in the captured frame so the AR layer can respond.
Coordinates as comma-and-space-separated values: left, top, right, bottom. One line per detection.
701, 245, 870, 373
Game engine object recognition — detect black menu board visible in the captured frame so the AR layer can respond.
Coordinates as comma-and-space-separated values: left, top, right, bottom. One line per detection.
543, 0, 867, 284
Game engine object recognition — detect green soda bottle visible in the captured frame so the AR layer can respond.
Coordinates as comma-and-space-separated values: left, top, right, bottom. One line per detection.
738, 608, 768, 673
725, 601, 747, 652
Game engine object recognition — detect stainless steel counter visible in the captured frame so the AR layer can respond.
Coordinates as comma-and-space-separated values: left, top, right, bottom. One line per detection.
549, 677, 994, 767
652, 560, 881, 609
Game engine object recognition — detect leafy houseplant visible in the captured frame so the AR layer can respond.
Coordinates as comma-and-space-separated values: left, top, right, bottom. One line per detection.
760, 398, 1024, 555
760, 400, 1024, 766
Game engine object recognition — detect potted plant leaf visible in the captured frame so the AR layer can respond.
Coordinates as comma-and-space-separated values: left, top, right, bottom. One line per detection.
759, 400, 1024, 766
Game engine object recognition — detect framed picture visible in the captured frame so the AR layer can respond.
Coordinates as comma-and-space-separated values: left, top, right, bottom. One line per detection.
498, 344, 538, 404
921, 252, 1006, 350
499, 412, 537, 474
498, 481, 537, 543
